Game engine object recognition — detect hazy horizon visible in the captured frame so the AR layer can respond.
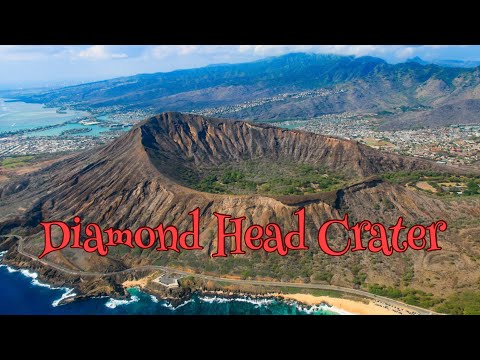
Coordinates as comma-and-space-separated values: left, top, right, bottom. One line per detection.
2, 45, 480, 90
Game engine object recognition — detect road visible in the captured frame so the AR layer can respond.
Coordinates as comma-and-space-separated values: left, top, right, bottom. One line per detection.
1, 235, 437, 314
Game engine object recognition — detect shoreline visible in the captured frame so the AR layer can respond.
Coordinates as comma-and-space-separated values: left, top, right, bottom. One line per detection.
1, 249, 423, 315
1, 258, 420, 315
0, 260, 340, 314
0, 97, 89, 138
120, 275, 385, 315
280, 293, 418, 315
0, 251, 77, 307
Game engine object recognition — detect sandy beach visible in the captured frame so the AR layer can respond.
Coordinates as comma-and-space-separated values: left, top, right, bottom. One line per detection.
281, 293, 410, 315
121, 272, 416, 315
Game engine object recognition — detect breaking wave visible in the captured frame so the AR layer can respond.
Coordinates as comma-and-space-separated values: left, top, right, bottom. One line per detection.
198, 295, 350, 314
293, 302, 352, 315
161, 298, 194, 310
105, 296, 140, 309
198, 295, 275, 308
1, 250, 349, 314
52, 288, 77, 307
0, 259, 76, 307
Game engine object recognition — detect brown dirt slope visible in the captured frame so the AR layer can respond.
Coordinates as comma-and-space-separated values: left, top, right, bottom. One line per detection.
0, 112, 479, 298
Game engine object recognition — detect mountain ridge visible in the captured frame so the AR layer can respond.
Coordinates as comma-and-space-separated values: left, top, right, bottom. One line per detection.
12, 52, 480, 130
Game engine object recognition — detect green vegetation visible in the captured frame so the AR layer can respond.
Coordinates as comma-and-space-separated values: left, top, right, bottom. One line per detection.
278, 286, 345, 298
381, 170, 474, 184
464, 180, 480, 195
377, 110, 394, 116
154, 249, 321, 283
380, 170, 480, 197
350, 264, 367, 286
402, 257, 414, 286
178, 276, 196, 288
312, 270, 334, 283
187, 160, 346, 196
368, 284, 441, 309
435, 291, 480, 315
367, 287, 480, 314
0, 156, 34, 168
402, 268, 414, 286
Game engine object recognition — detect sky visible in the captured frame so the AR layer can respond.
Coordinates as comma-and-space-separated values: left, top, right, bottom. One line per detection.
1, 45, 480, 89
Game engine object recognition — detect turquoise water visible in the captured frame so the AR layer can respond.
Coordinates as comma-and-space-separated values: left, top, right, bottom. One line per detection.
0, 252, 340, 315
0, 98, 88, 133
26, 122, 118, 137
0, 99, 131, 137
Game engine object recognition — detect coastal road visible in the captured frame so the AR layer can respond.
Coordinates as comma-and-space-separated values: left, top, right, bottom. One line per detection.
2, 235, 437, 314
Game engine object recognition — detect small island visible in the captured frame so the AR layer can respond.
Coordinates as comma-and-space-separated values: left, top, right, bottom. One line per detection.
59, 127, 92, 136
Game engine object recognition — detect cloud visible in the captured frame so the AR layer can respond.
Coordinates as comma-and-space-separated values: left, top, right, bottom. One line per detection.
233, 45, 461, 62
3, 45, 480, 88
142, 45, 480, 70
238, 45, 409, 58
0, 45, 61, 61
149, 44, 389, 62
144, 45, 432, 64
424, 45, 449, 49
149, 45, 233, 59
2, 45, 480, 66
395, 46, 416, 59
149, 45, 177, 59
177, 45, 199, 55
0, 45, 129, 62
77, 45, 128, 60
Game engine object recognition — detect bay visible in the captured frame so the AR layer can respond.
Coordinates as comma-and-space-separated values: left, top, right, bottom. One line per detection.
0, 98, 88, 133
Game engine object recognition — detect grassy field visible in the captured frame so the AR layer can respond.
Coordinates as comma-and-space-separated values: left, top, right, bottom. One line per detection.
381, 170, 480, 197
0, 156, 34, 169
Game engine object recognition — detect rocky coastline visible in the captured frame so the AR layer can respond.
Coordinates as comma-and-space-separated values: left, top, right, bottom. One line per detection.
0, 241, 194, 306
0, 242, 302, 309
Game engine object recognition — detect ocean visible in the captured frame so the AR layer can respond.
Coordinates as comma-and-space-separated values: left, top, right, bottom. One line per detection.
0, 98, 88, 134
0, 252, 342, 315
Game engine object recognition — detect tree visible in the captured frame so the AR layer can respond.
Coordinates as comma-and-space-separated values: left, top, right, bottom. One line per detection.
465, 180, 479, 195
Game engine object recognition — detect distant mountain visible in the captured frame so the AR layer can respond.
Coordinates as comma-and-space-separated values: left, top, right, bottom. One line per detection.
15, 53, 480, 129
407, 56, 480, 68
406, 56, 430, 66
433, 59, 480, 68
17, 53, 387, 108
